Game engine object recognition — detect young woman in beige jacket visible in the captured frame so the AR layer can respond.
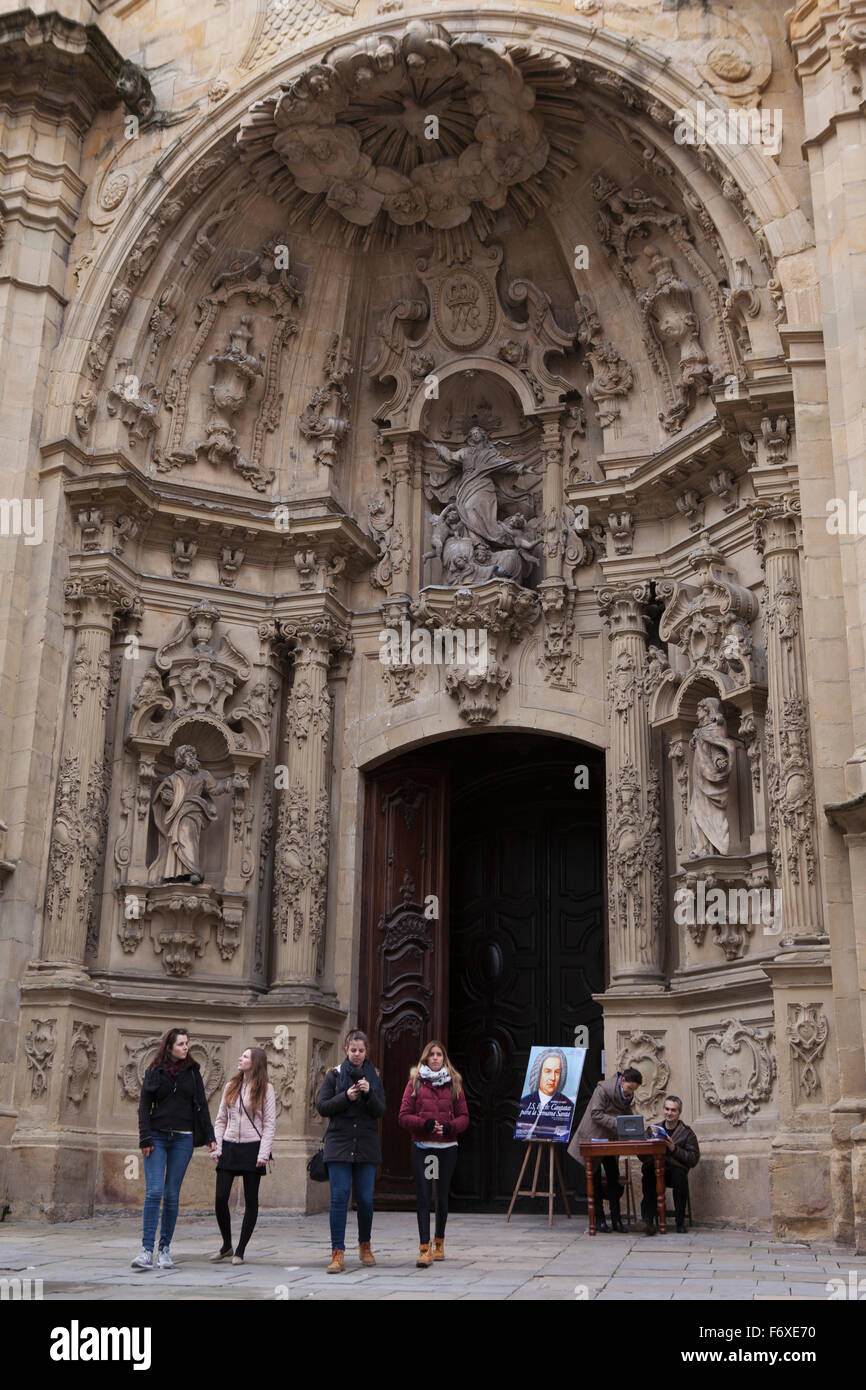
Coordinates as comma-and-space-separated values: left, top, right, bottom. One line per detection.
210, 1046, 276, 1264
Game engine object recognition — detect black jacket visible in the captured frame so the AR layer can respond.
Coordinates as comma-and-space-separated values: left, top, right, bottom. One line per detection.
642, 1119, 700, 1171
138, 1059, 215, 1148
316, 1059, 386, 1164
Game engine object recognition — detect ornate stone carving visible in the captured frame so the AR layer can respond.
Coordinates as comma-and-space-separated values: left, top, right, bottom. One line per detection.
696, 1018, 776, 1126
170, 537, 198, 580
411, 580, 540, 724
761, 415, 790, 465
45, 754, 111, 944
24, 1018, 56, 1099
238, 23, 579, 248
676, 489, 705, 533
67, 1022, 99, 1107
709, 468, 740, 514
309, 1037, 333, 1120
106, 360, 161, 443
608, 649, 640, 725
607, 511, 634, 555
70, 644, 113, 718
575, 296, 635, 428
148, 887, 223, 975
765, 698, 817, 888
787, 1003, 829, 1101
78, 286, 132, 434
218, 547, 246, 588
609, 762, 664, 952
272, 781, 330, 947
537, 579, 579, 690
616, 1031, 671, 1125
153, 600, 252, 720
77, 508, 104, 551
299, 332, 353, 469
156, 244, 303, 492
657, 537, 761, 688
259, 1035, 297, 1119
592, 178, 733, 432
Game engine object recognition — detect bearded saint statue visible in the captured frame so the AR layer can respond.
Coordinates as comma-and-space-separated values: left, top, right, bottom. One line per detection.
147, 744, 239, 884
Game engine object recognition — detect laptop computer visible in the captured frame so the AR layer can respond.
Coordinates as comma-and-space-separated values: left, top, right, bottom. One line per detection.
615, 1114, 646, 1139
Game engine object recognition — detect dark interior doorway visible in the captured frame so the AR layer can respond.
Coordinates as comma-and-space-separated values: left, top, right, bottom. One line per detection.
359, 731, 606, 1210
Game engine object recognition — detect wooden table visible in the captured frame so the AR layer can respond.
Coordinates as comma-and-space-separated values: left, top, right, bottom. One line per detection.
579, 1139, 668, 1235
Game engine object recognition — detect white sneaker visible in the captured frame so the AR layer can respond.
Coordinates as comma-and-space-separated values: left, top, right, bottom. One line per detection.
131, 1248, 153, 1270
157, 1247, 174, 1269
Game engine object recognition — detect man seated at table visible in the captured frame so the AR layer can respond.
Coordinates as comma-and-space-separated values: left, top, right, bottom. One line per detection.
640, 1094, 700, 1234
567, 1066, 643, 1233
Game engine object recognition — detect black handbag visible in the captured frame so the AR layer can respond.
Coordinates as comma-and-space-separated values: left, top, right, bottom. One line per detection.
307, 1147, 328, 1183
216, 1139, 261, 1173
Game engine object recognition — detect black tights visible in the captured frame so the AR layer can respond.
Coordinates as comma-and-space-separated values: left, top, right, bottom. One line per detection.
215, 1170, 262, 1258
410, 1145, 460, 1244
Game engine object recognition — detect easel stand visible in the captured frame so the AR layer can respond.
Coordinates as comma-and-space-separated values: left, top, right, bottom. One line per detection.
506, 1140, 572, 1226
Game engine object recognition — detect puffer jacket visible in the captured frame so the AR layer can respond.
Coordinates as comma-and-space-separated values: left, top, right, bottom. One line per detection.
214, 1081, 277, 1164
398, 1069, 470, 1140
316, 1059, 386, 1164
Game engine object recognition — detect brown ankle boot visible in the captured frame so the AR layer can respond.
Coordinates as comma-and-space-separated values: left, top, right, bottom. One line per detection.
416, 1243, 433, 1267
326, 1248, 344, 1273
432, 1237, 445, 1261
358, 1241, 376, 1267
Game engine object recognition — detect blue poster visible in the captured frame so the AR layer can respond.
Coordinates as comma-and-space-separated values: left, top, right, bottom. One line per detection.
514, 1045, 586, 1144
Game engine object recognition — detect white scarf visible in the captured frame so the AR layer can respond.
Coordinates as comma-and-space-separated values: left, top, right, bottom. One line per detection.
419, 1064, 451, 1087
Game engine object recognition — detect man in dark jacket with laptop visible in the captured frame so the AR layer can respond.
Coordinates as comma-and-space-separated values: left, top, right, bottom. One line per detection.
567, 1067, 643, 1232
641, 1094, 700, 1233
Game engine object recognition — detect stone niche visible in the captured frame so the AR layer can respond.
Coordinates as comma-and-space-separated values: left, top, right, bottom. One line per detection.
651, 539, 772, 970
104, 600, 268, 983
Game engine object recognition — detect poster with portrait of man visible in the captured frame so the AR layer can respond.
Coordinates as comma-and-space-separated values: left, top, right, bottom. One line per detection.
514, 1045, 586, 1144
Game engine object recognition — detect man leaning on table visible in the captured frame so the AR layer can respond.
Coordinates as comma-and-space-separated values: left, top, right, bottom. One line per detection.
640, 1094, 700, 1234
567, 1067, 642, 1232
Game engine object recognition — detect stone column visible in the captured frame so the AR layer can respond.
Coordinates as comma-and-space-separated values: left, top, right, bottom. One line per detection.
388, 430, 413, 595
42, 575, 136, 974
536, 406, 565, 582
751, 498, 823, 942
597, 581, 664, 987
270, 614, 350, 989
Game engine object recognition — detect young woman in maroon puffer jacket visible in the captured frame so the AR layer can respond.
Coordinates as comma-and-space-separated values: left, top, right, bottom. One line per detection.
398, 1040, 469, 1268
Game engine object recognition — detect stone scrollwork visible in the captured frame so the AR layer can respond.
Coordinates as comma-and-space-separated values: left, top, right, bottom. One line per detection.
787, 1003, 829, 1101
695, 1017, 776, 1126
616, 1031, 671, 1125
117, 1034, 225, 1102
309, 1037, 333, 1120
537, 579, 580, 691
106, 359, 162, 444
67, 1022, 99, 1107
656, 536, 763, 692
257, 1035, 298, 1119
24, 1018, 57, 1100
299, 332, 353, 469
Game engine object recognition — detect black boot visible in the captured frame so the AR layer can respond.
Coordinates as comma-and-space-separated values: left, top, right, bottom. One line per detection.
609, 1204, 625, 1233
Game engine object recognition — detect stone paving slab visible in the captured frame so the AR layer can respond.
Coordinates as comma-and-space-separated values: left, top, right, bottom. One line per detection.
3, 1210, 866, 1301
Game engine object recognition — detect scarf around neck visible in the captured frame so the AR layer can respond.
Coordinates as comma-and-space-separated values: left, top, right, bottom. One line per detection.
419, 1064, 451, 1087
161, 1057, 193, 1078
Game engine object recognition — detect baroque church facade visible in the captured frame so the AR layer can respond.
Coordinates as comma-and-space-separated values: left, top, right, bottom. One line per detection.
1, 0, 866, 1241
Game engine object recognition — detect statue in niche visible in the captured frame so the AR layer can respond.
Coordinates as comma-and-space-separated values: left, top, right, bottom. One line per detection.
688, 697, 738, 857
424, 426, 542, 586
147, 745, 241, 884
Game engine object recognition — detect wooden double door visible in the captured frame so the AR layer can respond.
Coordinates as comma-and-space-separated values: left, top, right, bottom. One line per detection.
359, 733, 606, 1209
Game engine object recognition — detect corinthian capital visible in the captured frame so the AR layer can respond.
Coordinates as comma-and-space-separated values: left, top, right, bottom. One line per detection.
596, 580, 653, 638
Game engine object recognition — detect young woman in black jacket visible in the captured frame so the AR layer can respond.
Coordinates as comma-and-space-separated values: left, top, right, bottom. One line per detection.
133, 1027, 216, 1270
315, 1028, 385, 1274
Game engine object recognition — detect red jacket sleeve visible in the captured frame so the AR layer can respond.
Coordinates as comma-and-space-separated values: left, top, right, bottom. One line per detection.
398, 1081, 428, 1136
447, 1088, 470, 1136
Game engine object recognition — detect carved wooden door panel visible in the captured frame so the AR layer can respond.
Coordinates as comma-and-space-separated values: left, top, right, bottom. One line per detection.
359, 759, 449, 1203
448, 751, 605, 1209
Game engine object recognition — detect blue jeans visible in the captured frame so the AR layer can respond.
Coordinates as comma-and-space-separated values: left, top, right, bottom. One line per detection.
142, 1130, 194, 1251
328, 1162, 376, 1250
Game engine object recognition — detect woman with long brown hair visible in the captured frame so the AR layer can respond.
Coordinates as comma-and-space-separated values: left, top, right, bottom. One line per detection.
398, 1039, 469, 1267
210, 1046, 276, 1264
134, 1026, 216, 1270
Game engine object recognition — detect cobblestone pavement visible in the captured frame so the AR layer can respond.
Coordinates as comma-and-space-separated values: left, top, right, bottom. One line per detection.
3, 1211, 866, 1301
